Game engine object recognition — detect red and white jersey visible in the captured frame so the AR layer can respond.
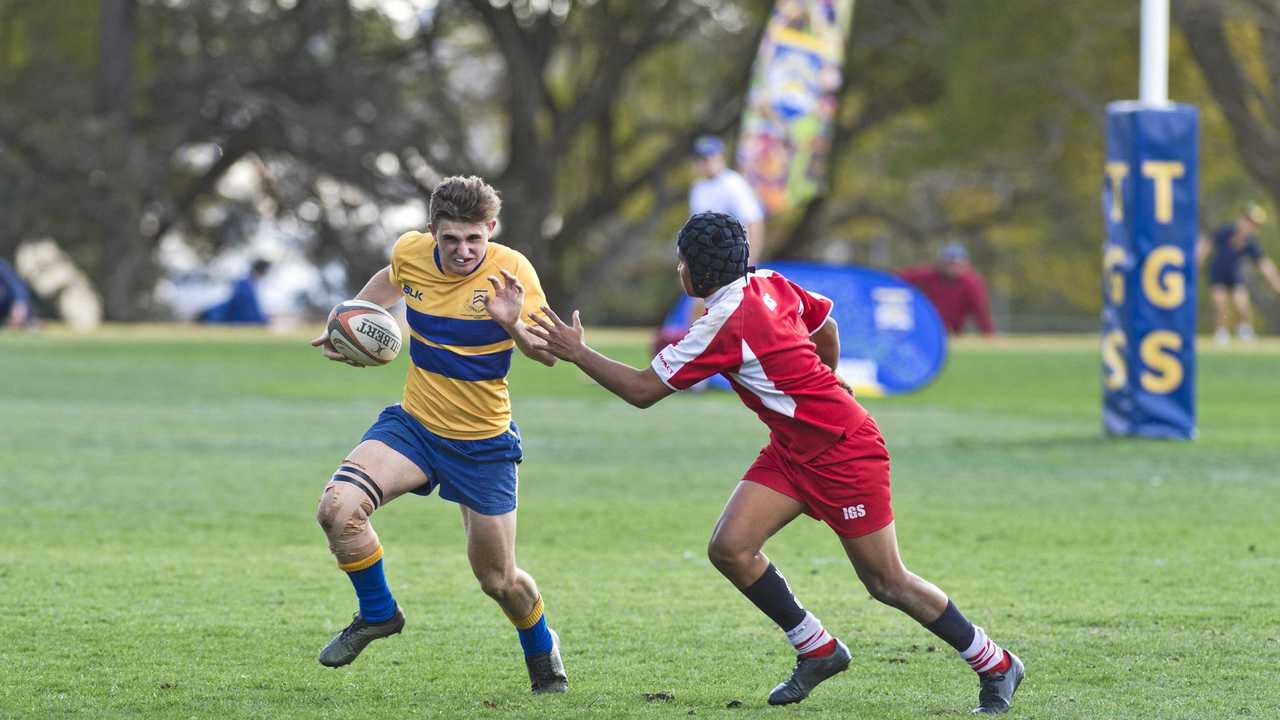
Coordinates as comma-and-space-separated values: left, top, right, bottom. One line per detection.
651, 270, 869, 460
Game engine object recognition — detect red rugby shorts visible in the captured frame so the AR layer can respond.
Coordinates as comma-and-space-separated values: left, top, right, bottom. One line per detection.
743, 417, 893, 538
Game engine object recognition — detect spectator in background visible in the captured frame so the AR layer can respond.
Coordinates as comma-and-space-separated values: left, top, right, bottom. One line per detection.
658, 136, 772, 361
0, 257, 32, 329
1197, 204, 1280, 344
690, 135, 766, 260
898, 243, 994, 336
197, 259, 271, 325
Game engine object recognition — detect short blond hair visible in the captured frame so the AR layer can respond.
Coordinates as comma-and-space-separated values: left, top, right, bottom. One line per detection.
430, 176, 502, 226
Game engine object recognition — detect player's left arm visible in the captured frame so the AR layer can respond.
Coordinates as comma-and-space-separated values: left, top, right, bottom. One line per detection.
968, 273, 995, 335
812, 316, 839, 371
527, 307, 673, 408
1257, 256, 1280, 294
483, 269, 556, 367
788, 279, 853, 392
789, 279, 839, 370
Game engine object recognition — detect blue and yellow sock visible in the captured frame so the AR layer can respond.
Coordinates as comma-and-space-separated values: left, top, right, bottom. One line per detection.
508, 596, 553, 657
340, 546, 397, 623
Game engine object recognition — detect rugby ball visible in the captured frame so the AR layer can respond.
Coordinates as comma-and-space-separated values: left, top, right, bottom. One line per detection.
327, 300, 402, 366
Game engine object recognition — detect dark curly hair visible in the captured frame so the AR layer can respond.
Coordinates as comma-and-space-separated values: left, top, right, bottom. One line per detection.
676, 212, 750, 296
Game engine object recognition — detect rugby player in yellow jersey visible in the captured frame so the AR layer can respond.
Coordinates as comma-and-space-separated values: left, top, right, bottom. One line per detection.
308, 176, 568, 693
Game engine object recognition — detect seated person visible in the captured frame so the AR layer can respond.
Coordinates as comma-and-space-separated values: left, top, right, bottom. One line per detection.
198, 259, 271, 325
0, 258, 31, 329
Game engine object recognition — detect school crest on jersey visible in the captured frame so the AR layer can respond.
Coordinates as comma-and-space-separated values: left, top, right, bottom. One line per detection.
466, 288, 489, 317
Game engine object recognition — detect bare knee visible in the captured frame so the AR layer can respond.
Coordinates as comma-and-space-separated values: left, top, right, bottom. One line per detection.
707, 535, 755, 576
860, 567, 915, 609
475, 569, 520, 603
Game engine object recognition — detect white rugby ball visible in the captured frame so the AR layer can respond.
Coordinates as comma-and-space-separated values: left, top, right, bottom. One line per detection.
327, 300, 402, 366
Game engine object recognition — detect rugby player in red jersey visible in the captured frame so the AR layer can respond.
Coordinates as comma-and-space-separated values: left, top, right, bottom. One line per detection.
525, 212, 1024, 713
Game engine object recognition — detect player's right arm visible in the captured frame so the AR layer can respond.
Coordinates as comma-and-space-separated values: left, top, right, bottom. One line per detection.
352, 265, 403, 307
527, 307, 673, 408
310, 265, 402, 363
1195, 233, 1211, 266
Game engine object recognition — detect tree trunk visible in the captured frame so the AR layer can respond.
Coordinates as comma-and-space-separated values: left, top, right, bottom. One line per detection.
1175, 0, 1280, 204
773, 196, 830, 261
498, 162, 559, 299
95, 0, 141, 320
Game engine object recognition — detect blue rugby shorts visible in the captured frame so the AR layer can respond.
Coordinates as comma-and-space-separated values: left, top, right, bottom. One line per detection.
361, 404, 522, 515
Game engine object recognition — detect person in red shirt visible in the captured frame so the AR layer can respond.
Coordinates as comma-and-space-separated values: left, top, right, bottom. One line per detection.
523, 213, 1023, 713
898, 243, 994, 335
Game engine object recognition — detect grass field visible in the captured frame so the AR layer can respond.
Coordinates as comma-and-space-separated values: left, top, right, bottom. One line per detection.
2, 329, 1278, 719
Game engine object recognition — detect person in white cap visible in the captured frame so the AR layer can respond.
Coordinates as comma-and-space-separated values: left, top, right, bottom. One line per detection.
1197, 204, 1280, 343
689, 135, 767, 260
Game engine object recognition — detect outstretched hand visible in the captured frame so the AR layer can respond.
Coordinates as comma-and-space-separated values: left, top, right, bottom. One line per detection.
482, 269, 525, 328
526, 305, 587, 363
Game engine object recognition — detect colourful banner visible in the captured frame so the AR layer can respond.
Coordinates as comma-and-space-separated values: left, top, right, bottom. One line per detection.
1101, 103, 1199, 439
736, 0, 855, 216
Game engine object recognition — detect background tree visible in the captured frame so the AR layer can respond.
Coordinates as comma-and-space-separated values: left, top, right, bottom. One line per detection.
1174, 0, 1280, 329
2, 0, 1278, 329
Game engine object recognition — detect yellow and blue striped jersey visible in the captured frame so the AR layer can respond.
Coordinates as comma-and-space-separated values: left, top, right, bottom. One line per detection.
389, 231, 546, 440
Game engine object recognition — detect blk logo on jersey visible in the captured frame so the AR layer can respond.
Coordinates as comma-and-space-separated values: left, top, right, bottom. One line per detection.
468, 289, 489, 315
841, 504, 866, 520
403, 285, 423, 301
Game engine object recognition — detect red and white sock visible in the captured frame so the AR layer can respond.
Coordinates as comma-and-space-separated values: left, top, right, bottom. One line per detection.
960, 625, 1011, 675
785, 611, 837, 658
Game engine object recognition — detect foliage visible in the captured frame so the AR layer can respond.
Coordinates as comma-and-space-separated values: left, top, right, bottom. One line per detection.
764, 0, 1280, 330
3, 1, 1280, 327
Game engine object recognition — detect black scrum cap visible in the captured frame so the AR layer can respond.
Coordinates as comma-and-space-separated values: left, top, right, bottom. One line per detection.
677, 212, 749, 296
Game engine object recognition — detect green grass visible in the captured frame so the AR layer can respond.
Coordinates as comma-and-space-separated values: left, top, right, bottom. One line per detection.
2, 329, 1278, 719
